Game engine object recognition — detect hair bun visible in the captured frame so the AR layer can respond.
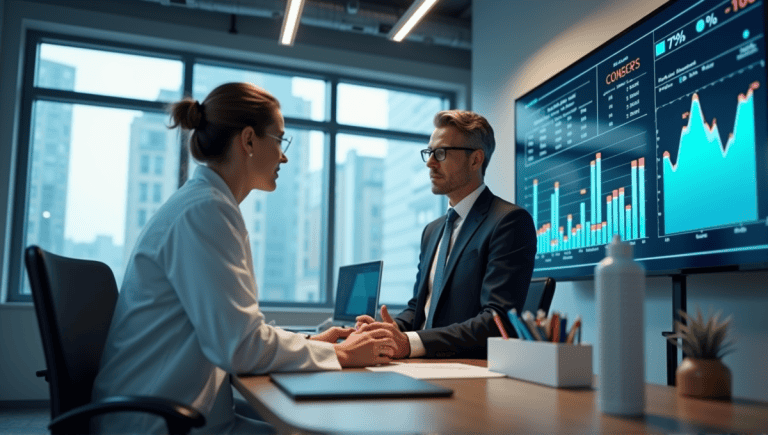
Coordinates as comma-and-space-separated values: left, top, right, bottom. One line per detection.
193, 101, 206, 129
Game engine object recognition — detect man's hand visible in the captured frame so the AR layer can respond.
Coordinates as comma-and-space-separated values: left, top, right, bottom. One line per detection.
354, 314, 376, 330
333, 328, 396, 367
354, 305, 411, 359
309, 326, 354, 343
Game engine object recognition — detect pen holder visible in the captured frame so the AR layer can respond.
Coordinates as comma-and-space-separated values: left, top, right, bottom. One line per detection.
487, 337, 593, 388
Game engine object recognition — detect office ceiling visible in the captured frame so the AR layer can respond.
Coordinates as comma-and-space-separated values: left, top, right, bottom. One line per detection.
143, 0, 472, 50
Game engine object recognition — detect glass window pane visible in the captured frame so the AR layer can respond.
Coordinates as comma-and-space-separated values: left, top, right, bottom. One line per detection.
237, 129, 326, 303
21, 102, 181, 296
36, 44, 183, 102
193, 64, 326, 121
337, 83, 448, 134
335, 134, 445, 307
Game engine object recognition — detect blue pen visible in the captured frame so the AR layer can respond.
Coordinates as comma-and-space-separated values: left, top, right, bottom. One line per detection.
507, 309, 527, 340
508, 309, 535, 341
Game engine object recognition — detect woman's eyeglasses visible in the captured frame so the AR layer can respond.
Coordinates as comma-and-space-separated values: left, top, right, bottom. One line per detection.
267, 133, 293, 153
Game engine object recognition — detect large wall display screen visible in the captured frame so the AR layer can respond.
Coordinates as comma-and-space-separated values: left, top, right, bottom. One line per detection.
515, 0, 768, 279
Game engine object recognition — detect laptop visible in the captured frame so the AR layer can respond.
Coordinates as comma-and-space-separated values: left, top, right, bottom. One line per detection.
284, 260, 383, 333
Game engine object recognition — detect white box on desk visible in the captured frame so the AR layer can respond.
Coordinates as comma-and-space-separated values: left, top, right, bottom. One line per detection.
487, 337, 593, 388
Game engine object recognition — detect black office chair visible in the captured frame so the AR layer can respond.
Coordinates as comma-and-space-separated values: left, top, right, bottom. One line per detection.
24, 245, 205, 435
522, 277, 557, 316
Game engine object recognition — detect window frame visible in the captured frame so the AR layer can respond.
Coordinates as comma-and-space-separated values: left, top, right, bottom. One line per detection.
8, 30, 455, 309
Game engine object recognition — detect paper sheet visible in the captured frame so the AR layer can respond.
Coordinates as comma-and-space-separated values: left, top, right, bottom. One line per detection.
365, 362, 507, 379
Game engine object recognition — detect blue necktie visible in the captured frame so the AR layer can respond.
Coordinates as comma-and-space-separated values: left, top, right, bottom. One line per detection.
426, 208, 459, 329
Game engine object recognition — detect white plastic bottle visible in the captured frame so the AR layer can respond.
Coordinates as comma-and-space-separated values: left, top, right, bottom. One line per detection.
596, 235, 645, 416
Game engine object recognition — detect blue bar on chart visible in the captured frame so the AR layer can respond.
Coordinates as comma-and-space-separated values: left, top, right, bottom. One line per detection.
612, 189, 619, 237
631, 160, 639, 240
580, 202, 586, 247
639, 158, 646, 238
606, 194, 613, 241
596, 153, 602, 226
625, 205, 632, 239
601, 222, 607, 244
554, 182, 560, 246
590, 160, 596, 225
618, 188, 626, 241
533, 179, 538, 229
550, 191, 555, 248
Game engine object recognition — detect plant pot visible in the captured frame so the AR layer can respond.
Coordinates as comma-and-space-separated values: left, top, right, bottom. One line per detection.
676, 357, 731, 399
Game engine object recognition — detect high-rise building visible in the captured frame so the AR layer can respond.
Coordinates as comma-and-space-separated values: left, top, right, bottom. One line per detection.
335, 150, 384, 269
122, 89, 180, 267
25, 60, 75, 256
294, 160, 323, 302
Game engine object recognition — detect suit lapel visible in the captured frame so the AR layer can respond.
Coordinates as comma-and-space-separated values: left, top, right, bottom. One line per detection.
427, 188, 494, 320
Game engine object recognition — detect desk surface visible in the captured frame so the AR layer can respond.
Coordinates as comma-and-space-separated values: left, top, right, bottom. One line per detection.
233, 359, 768, 434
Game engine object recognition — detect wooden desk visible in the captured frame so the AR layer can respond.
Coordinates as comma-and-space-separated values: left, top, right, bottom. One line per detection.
233, 359, 768, 434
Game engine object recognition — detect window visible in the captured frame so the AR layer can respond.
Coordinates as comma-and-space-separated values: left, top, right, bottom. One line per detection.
153, 184, 162, 203
139, 183, 148, 202
140, 130, 167, 152
8, 32, 454, 306
154, 156, 164, 175
36, 43, 182, 101
337, 83, 444, 135
140, 154, 150, 174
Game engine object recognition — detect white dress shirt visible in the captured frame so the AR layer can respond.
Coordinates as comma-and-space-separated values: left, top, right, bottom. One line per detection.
92, 166, 340, 434
405, 184, 487, 357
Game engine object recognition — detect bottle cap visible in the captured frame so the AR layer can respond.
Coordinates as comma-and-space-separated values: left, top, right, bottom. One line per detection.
606, 234, 633, 258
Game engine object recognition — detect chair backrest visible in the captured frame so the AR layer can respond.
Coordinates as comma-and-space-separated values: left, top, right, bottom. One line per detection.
24, 245, 119, 420
522, 277, 557, 316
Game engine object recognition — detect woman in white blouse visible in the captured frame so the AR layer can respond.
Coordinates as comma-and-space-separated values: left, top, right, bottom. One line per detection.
92, 82, 397, 434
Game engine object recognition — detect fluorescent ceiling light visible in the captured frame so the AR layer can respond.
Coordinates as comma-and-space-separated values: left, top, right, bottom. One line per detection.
388, 0, 440, 42
280, 0, 306, 46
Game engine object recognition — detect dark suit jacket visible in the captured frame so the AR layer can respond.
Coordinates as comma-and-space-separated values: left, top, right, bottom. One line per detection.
395, 187, 537, 358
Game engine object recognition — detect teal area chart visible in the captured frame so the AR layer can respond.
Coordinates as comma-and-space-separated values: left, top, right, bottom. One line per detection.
661, 82, 759, 234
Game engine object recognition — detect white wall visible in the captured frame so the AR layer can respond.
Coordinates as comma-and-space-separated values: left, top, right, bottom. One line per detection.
0, 0, 470, 402
474, 0, 768, 401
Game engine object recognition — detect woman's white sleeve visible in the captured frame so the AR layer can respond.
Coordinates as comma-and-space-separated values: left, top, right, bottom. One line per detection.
162, 197, 340, 374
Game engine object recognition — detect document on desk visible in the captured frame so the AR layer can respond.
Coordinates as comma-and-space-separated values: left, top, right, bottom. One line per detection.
366, 362, 506, 380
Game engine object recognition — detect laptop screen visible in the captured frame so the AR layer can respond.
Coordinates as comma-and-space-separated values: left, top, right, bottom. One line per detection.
333, 261, 383, 322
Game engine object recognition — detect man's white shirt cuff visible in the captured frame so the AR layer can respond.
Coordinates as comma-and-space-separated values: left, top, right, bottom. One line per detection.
405, 331, 426, 358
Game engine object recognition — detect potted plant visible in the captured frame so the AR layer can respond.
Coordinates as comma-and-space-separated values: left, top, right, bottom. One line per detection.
666, 307, 736, 399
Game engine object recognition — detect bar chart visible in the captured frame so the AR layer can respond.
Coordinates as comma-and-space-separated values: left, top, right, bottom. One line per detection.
533, 152, 646, 254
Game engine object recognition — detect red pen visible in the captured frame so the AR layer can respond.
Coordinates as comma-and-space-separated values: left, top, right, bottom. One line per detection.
550, 312, 561, 343
492, 310, 510, 339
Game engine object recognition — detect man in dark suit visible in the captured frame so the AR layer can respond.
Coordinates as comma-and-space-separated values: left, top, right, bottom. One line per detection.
356, 110, 537, 359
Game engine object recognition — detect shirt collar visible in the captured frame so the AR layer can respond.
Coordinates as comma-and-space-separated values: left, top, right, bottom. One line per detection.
193, 165, 239, 206
449, 183, 486, 221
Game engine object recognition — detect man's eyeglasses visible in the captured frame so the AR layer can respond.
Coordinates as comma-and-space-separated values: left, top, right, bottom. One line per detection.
421, 147, 477, 162
267, 133, 293, 153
